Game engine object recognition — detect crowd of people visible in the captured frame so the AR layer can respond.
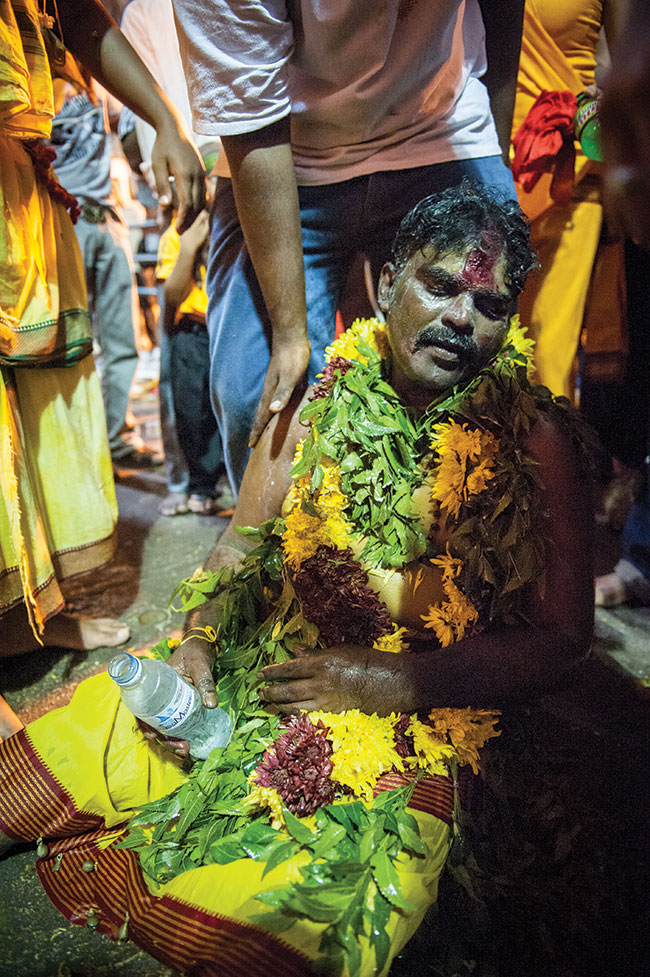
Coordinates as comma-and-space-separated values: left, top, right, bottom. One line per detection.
0, 0, 649, 974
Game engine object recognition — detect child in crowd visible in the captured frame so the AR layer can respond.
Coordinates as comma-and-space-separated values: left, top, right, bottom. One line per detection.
155, 208, 227, 515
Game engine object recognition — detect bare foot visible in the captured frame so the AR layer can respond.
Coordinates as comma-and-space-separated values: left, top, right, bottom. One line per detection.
44, 614, 130, 650
158, 491, 189, 516
1, 605, 130, 656
594, 572, 627, 607
0, 694, 24, 742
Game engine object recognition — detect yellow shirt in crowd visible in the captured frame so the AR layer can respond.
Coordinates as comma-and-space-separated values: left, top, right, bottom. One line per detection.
156, 225, 208, 320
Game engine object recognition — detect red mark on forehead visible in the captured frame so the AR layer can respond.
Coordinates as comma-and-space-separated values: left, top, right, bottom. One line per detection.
460, 232, 502, 289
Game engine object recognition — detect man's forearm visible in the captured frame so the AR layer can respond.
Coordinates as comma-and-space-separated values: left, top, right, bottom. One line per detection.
398, 625, 589, 712
163, 249, 196, 308
477, 0, 525, 160
55, 0, 184, 133
222, 120, 308, 349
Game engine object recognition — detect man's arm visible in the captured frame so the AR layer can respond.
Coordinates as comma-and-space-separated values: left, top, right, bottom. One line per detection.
600, 0, 650, 246
53, 0, 204, 230
477, 0, 525, 161
162, 211, 209, 309
221, 118, 312, 448
259, 414, 594, 714
165, 385, 310, 710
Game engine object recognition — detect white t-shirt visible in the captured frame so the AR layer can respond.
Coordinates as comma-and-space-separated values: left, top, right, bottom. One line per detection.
172, 0, 501, 185
120, 0, 217, 165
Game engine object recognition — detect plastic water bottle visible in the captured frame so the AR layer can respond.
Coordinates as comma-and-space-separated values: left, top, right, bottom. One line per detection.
574, 91, 603, 161
108, 653, 233, 759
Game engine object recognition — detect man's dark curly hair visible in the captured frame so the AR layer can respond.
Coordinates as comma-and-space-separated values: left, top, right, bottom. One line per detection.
392, 182, 537, 297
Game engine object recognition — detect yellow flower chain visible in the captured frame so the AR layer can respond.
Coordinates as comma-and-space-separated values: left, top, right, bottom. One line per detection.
429, 419, 500, 521
309, 710, 404, 802
282, 443, 352, 570
323, 316, 388, 365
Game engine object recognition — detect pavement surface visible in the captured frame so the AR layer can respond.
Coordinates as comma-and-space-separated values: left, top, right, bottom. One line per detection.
0, 390, 649, 977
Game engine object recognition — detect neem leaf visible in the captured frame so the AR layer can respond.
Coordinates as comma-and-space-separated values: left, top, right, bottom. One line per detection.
283, 808, 316, 845
370, 851, 416, 911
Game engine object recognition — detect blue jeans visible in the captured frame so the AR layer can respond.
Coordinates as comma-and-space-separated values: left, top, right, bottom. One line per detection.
206, 156, 516, 489
170, 320, 224, 496
74, 210, 139, 457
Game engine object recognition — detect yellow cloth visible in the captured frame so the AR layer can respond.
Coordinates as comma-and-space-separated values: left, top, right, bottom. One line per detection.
156, 225, 208, 319
511, 0, 624, 398
0, 0, 117, 632
25, 671, 451, 977
0, 0, 53, 138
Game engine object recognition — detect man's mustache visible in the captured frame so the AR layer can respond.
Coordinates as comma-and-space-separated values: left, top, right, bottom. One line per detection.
412, 325, 478, 360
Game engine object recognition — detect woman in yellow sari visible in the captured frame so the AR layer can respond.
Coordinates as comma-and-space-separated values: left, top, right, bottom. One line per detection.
511, 0, 624, 399
0, 0, 205, 738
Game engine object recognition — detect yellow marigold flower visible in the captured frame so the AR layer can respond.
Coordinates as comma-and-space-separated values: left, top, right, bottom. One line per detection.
373, 625, 410, 654
465, 459, 496, 495
247, 783, 286, 829
430, 421, 500, 519
505, 313, 535, 361
421, 567, 478, 647
282, 460, 352, 569
420, 604, 456, 648
324, 317, 388, 365
309, 709, 403, 802
430, 548, 462, 585
426, 707, 501, 775
405, 718, 456, 776
282, 507, 325, 568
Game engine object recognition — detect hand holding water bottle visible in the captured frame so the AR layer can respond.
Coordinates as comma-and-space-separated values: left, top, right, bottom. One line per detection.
109, 623, 230, 760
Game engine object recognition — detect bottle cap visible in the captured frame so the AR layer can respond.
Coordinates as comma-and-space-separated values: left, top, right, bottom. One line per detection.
108, 653, 142, 686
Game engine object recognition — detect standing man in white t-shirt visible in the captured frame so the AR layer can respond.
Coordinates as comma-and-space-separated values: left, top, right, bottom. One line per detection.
172, 0, 524, 490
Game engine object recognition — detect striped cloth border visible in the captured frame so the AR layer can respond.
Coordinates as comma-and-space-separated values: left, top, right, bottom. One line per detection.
37, 833, 312, 977
1, 730, 453, 975
374, 769, 454, 823
0, 730, 104, 840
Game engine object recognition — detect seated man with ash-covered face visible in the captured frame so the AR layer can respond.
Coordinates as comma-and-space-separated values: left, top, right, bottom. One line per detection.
0, 185, 594, 977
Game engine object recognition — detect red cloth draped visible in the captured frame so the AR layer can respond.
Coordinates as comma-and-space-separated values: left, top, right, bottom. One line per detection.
512, 90, 578, 207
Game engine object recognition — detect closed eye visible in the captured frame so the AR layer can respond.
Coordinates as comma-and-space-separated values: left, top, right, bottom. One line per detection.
474, 293, 511, 320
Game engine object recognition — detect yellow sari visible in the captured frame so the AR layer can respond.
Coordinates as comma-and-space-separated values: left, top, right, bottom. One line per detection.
0, 0, 117, 633
512, 0, 625, 399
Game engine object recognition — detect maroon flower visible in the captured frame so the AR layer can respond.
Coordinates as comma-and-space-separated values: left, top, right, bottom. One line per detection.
310, 357, 354, 400
254, 716, 337, 816
293, 546, 393, 646
393, 713, 415, 758
23, 140, 81, 223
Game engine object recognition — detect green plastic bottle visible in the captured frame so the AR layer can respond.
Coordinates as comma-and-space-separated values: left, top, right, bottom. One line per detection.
574, 91, 603, 162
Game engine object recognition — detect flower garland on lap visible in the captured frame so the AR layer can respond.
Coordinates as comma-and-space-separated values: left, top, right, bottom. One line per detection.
121, 318, 575, 976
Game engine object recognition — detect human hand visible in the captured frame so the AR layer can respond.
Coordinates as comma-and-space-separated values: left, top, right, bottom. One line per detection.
179, 209, 210, 254
248, 335, 311, 448
138, 638, 217, 759
151, 116, 205, 234
257, 645, 408, 716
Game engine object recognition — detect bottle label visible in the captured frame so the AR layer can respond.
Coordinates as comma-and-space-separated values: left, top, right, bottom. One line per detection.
155, 680, 197, 731
574, 99, 598, 139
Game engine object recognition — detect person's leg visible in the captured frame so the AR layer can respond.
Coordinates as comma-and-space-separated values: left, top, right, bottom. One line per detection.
93, 212, 140, 459
157, 289, 190, 514
170, 327, 223, 499
0, 694, 22, 743
1, 603, 130, 654
206, 178, 362, 489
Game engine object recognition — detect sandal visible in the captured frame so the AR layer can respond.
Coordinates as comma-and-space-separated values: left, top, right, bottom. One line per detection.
158, 492, 189, 516
187, 494, 221, 515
